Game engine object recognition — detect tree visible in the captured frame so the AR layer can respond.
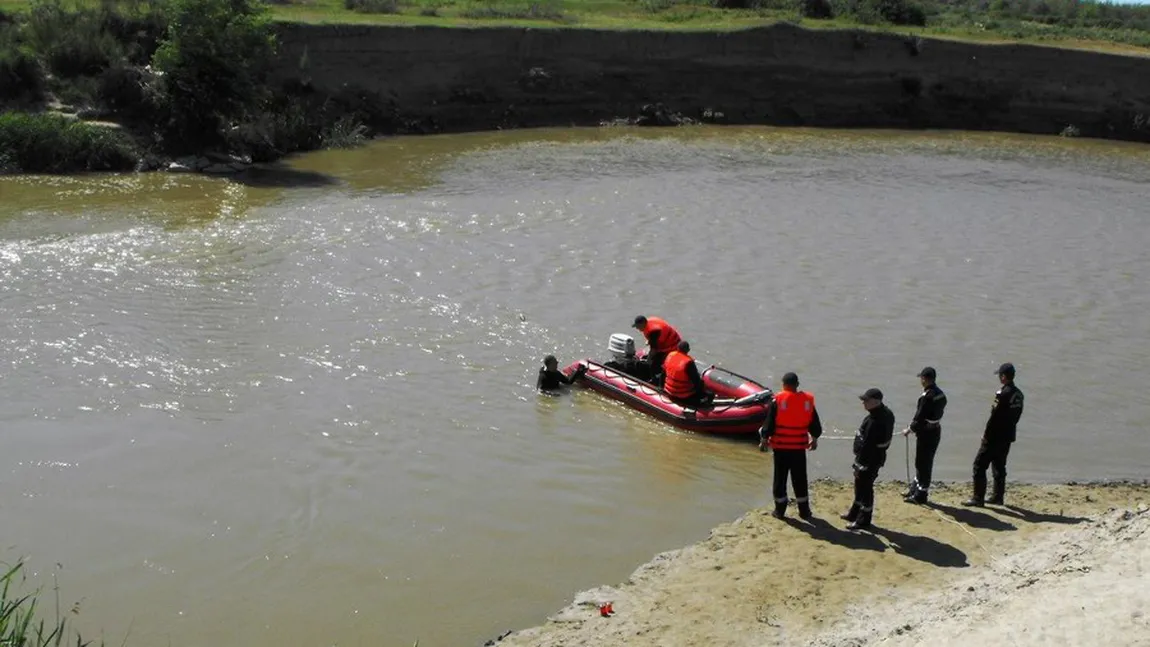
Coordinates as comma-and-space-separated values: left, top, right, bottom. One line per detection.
151, 0, 276, 149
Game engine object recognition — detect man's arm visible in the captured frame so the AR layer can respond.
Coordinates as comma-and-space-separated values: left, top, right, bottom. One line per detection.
808, 406, 823, 439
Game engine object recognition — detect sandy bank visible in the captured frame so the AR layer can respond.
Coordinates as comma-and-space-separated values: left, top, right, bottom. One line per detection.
491, 481, 1149, 647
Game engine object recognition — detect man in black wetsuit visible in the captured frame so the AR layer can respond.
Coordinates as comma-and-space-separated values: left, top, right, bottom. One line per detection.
537, 355, 585, 392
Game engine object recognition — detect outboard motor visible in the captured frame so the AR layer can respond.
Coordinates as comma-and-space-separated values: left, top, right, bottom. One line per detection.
608, 333, 636, 361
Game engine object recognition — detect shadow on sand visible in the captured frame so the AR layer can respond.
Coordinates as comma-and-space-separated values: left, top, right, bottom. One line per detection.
870, 525, 970, 568
993, 504, 1091, 525
928, 502, 1018, 532
783, 516, 886, 552
783, 517, 969, 568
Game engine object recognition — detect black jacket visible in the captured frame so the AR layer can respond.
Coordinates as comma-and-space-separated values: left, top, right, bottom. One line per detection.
853, 404, 895, 470
984, 382, 1024, 443
909, 383, 948, 433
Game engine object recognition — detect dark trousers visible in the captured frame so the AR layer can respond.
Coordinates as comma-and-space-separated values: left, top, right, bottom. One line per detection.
913, 429, 941, 491
773, 450, 810, 505
972, 439, 1012, 501
854, 465, 880, 512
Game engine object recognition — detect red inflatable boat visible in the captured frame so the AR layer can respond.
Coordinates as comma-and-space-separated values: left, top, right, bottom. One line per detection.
562, 357, 773, 437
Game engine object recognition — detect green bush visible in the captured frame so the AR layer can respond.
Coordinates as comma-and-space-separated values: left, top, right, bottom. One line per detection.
152, 0, 276, 150
23, 0, 126, 78
840, 0, 925, 25
1, 31, 46, 102
799, 0, 833, 19
0, 111, 139, 172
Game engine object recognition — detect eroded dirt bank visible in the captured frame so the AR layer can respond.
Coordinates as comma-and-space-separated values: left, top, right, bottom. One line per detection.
272, 23, 1150, 142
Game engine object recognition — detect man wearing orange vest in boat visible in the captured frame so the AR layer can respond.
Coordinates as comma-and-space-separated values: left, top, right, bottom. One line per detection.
632, 315, 683, 379
759, 372, 823, 520
662, 341, 708, 408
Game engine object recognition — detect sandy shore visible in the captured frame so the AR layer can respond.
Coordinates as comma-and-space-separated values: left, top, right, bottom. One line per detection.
491, 480, 1150, 647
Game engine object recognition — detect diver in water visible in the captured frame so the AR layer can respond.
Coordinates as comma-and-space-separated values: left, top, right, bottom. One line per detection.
537, 355, 585, 392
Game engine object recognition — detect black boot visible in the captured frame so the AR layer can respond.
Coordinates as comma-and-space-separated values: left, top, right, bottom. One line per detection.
771, 501, 788, 519
839, 503, 860, 522
905, 489, 928, 504
798, 502, 813, 520
962, 498, 985, 507
901, 483, 916, 499
847, 510, 872, 531
988, 479, 1005, 505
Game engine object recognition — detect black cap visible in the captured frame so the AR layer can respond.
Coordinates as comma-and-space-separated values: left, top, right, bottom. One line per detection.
917, 366, 936, 379
996, 362, 1016, 377
858, 387, 884, 401
781, 372, 799, 386
632, 315, 647, 328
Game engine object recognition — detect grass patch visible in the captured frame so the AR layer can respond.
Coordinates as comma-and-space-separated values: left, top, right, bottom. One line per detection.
0, 111, 139, 172
459, 0, 569, 22
345, 0, 401, 13
0, 560, 102, 646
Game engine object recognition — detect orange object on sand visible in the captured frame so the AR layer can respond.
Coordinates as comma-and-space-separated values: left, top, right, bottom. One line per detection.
599, 602, 614, 617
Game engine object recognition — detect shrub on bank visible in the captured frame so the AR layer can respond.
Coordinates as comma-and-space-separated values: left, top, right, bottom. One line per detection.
152, 0, 277, 151
0, 29, 45, 103
0, 112, 139, 173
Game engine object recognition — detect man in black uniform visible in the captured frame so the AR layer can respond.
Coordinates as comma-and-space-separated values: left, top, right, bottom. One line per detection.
841, 387, 895, 531
964, 363, 1024, 507
903, 366, 948, 504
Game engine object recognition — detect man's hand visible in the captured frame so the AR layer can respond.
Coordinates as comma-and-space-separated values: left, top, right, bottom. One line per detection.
759, 440, 770, 453
809, 438, 819, 451
902, 427, 913, 437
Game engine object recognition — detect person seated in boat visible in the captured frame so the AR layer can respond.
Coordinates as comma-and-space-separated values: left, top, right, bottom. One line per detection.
632, 315, 683, 376
603, 333, 654, 382
661, 340, 712, 408
537, 355, 585, 392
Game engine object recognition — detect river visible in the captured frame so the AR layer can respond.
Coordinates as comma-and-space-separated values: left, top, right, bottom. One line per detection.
2, 127, 1148, 647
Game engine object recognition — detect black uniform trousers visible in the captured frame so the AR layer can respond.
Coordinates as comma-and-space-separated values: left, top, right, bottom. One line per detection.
972, 439, 1012, 501
772, 450, 810, 505
854, 465, 880, 512
914, 428, 941, 491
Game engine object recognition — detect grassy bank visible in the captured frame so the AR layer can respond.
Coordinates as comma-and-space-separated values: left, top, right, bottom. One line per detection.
1, 561, 100, 647
4, 0, 1147, 50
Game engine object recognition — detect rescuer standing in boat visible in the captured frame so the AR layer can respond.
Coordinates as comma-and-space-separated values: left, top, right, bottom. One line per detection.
964, 363, 1024, 507
842, 388, 895, 531
631, 315, 683, 377
759, 372, 823, 520
902, 366, 948, 504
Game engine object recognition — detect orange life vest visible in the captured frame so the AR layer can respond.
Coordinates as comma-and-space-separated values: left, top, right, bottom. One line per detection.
769, 388, 815, 450
662, 350, 696, 400
644, 317, 682, 355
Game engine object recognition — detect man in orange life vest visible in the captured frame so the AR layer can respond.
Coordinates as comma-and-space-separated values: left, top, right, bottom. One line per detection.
661, 340, 708, 407
632, 315, 683, 378
759, 372, 823, 520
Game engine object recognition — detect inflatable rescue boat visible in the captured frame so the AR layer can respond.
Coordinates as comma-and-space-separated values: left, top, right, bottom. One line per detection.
563, 334, 773, 437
